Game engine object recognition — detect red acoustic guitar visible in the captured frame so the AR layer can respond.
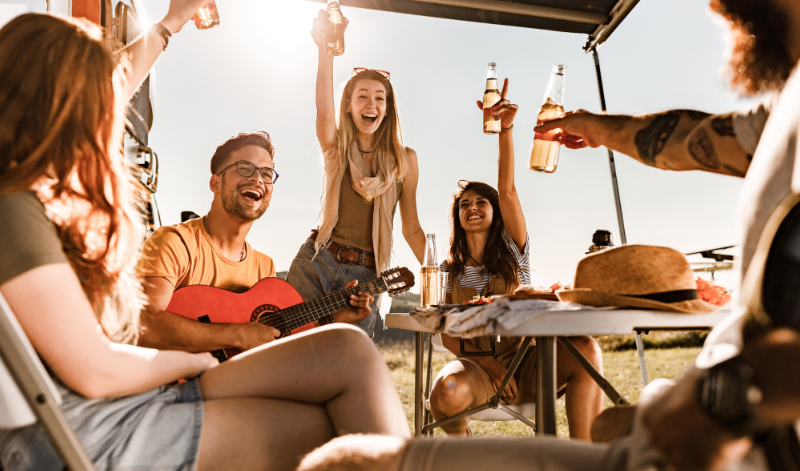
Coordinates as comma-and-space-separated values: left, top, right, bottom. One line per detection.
167, 267, 414, 361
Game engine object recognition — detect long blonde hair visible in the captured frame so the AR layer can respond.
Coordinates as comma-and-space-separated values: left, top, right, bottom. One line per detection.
326, 70, 408, 181
0, 14, 144, 343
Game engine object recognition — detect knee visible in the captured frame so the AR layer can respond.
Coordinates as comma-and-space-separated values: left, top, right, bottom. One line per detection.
569, 336, 603, 367
316, 324, 380, 363
430, 373, 472, 414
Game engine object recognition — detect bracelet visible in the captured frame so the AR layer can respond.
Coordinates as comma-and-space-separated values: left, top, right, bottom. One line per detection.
501, 124, 514, 132
318, 314, 335, 326
152, 23, 172, 51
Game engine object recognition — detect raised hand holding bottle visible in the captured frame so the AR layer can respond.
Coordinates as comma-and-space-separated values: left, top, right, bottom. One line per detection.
193, 1, 220, 29
326, 0, 345, 56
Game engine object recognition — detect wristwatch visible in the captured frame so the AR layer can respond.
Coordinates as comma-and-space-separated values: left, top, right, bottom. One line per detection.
699, 355, 767, 437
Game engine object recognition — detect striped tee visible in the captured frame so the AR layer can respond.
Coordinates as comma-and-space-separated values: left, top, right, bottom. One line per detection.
441, 230, 530, 296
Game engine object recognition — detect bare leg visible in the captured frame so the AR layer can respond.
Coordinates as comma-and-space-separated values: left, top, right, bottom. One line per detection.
428, 360, 488, 436
198, 398, 335, 471
556, 336, 604, 441
195, 325, 410, 469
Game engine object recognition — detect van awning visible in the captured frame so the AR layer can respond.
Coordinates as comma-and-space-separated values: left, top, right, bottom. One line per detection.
313, 0, 639, 51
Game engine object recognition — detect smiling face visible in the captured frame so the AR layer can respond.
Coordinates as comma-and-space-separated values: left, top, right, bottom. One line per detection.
347, 78, 387, 135
458, 189, 494, 234
212, 145, 274, 221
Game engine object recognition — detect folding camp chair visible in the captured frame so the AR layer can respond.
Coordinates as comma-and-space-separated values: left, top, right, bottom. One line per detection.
422, 334, 539, 433
0, 292, 95, 471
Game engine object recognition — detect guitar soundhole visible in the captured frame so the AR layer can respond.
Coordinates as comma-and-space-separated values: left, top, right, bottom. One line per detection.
251, 304, 288, 336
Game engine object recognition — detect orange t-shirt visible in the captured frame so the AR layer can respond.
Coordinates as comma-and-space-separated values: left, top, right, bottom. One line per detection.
137, 217, 275, 293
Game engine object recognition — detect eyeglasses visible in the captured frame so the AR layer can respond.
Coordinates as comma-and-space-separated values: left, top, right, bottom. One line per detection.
352, 67, 391, 81
217, 160, 279, 184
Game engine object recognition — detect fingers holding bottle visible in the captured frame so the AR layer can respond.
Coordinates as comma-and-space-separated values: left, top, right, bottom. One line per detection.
161, 0, 215, 34
312, 2, 347, 55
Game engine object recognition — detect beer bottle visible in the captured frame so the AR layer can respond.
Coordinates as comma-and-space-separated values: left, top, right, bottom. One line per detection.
326, 0, 345, 56
420, 234, 441, 308
483, 62, 502, 134
530, 64, 567, 173
193, 1, 220, 29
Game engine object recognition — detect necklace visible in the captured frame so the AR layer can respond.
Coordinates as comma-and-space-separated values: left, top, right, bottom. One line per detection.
357, 148, 374, 154
204, 216, 246, 262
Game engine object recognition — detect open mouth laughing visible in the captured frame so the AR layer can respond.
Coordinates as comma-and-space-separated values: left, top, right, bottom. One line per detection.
361, 113, 378, 125
239, 186, 264, 204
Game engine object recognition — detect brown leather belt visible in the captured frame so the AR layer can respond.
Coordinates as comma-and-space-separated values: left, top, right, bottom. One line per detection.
309, 230, 376, 267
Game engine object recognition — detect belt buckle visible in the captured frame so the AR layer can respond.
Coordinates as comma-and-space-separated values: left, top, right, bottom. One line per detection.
336, 247, 363, 265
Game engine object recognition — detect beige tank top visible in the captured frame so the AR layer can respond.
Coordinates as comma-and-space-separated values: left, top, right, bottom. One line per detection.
331, 166, 376, 252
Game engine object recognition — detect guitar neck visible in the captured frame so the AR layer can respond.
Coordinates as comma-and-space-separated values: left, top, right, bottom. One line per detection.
268, 278, 388, 331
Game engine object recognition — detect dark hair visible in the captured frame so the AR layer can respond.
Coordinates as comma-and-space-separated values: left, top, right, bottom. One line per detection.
710, 0, 793, 96
446, 181, 520, 287
210, 131, 275, 174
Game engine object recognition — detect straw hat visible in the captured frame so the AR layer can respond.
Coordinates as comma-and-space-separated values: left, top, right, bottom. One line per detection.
556, 245, 719, 314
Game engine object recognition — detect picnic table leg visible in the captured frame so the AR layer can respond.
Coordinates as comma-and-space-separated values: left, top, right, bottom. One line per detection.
415, 331, 424, 437
535, 336, 557, 436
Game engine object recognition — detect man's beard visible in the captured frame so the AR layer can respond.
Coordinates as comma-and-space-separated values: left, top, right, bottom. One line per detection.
221, 179, 269, 222
710, 0, 795, 96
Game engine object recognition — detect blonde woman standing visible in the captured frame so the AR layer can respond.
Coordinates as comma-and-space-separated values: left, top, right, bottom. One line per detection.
287, 11, 426, 337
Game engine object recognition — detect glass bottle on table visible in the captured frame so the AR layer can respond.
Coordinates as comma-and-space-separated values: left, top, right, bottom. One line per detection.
483, 62, 502, 134
326, 0, 345, 56
193, 1, 220, 29
420, 234, 440, 308
530, 64, 567, 173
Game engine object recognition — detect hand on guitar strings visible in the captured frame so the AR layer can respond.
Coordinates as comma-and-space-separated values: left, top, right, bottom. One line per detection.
332, 280, 374, 324
236, 322, 281, 351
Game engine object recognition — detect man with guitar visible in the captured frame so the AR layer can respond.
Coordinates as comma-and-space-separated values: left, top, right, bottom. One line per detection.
136, 131, 376, 354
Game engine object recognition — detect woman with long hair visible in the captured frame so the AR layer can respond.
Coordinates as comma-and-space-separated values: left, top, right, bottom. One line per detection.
429, 79, 604, 440
286, 11, 426, 337
0, 9, 408, 471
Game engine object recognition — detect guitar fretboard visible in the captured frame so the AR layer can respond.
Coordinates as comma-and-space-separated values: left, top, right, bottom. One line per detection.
258, 277, 388, 332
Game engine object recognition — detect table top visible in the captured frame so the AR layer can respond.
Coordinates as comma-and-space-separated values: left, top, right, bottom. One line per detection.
385, 307, 732, 337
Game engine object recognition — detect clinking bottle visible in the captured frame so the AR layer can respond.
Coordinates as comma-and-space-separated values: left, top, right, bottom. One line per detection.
483, 62, 501, 134
530, 64, 567, 173
420, 234, 440, 308
326, 0, 345, 56
193, 2, 220, 29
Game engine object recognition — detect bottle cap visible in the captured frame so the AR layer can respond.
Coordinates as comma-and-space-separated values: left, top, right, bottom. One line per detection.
587, 229, 614, 254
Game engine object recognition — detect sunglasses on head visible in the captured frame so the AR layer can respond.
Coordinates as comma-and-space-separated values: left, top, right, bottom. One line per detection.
352, 67, 391, 81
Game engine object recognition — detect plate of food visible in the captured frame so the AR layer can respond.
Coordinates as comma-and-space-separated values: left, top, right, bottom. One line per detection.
492, 283, 564, 302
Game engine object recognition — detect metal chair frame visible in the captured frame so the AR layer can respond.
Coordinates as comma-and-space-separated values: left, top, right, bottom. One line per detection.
0, 292, 95, 471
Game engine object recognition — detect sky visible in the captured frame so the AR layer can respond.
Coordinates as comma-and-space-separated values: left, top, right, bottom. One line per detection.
2, 0, 752, 292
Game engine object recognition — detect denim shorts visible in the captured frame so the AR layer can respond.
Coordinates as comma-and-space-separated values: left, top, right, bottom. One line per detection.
287, 237, 380, 337
0, 378, 204, 471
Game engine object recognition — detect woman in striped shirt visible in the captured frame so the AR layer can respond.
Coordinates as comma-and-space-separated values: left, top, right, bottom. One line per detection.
429, 79, 604, 440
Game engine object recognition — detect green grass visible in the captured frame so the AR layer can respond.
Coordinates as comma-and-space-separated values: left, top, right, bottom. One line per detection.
378, 340, 701, 438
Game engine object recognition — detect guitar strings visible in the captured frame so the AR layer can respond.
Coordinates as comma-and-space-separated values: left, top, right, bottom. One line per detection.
255, 278, 388, 332
268, 281, 383, 331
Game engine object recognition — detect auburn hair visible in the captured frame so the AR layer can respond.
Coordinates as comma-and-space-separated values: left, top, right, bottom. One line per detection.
0, 14, 144, 343
445, 181, 520, 288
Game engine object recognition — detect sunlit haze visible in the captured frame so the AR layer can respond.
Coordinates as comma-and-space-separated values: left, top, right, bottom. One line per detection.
133, 0, 749, 293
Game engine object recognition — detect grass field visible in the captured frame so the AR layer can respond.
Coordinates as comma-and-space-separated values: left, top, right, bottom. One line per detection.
378, 340, 702, 438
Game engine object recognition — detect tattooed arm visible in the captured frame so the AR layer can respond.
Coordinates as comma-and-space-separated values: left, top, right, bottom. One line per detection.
534, 110, 752, 177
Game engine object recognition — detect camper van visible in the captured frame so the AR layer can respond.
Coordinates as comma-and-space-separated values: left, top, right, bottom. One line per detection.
0, 0, 161, 232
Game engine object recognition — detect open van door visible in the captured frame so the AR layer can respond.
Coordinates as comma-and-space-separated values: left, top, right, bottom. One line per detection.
0, 0, 163, 234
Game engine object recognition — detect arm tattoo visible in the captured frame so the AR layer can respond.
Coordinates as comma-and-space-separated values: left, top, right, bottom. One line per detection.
634, 112, 680, 166
688, 128, 721, 169
686, 110, 710, 121
723, 164, 746, 177
710, 115, 736, 138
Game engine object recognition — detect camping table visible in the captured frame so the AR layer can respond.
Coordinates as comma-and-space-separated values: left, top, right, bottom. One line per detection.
385, 307, 731, 437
